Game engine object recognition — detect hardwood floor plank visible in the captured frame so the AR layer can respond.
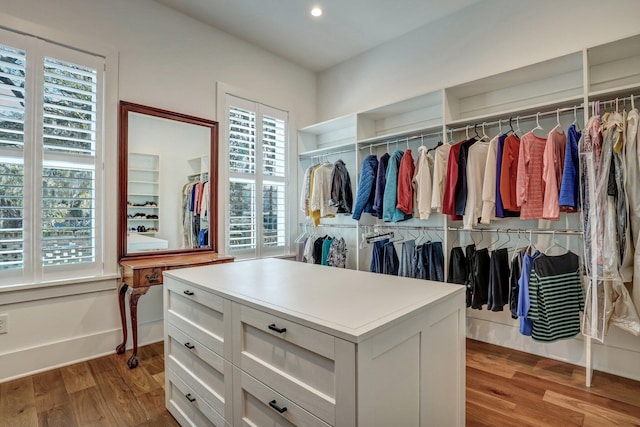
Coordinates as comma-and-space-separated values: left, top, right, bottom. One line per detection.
0, 377, 38, 427
135, 411, 179, 427
60, 361, 96, 394
466, 347, 517, 379
137, 387, 168, 419
544, 389, 640, 426
512, 371, 640, 419
37, 403, 77, 427
92, 366, 149, 426
466, 401, 523, 427
32, 369, 69, 414
68, 386, 117, 427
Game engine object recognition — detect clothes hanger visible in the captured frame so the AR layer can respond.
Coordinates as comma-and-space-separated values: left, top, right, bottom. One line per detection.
515, 116, 523, 136
551, 109, 563, 132
511, 230, 523, 260
572, 105, 581, 131
545, 230, 569, 254
531, 112, 546, 136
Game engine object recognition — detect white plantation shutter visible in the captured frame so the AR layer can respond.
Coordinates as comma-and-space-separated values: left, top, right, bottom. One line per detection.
227, 95, 288, 258
0, 40, 26, 272
0, 28, 104, 285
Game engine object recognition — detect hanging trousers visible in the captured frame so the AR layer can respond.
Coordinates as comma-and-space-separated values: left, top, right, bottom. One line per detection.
370, 239, 388, 273
399, 240, 417, 278
382, 242, 399, 275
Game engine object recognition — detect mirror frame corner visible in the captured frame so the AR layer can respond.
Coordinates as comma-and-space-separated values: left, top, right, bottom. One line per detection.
117, 100, 219, 261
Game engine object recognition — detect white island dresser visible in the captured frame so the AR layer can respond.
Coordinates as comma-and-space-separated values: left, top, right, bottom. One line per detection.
163, 258, 466, 427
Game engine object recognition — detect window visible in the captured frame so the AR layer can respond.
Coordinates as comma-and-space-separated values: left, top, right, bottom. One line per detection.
227, 95, 287, 258
0, 29, 104, 286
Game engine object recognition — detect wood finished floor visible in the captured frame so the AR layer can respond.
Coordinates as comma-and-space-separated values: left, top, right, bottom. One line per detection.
1, 339, 639, 426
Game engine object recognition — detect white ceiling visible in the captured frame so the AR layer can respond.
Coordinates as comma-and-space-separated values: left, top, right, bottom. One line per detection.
153, 0, 482, 71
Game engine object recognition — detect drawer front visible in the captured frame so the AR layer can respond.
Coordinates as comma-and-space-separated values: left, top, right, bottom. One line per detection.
166, 277, 224, 313
233, 303, 337, 425
167, 372, 224, 427
166, 330, 231, 420
134, 267, 163, 286
233, 368, 331, 427
166, 284, 226, 356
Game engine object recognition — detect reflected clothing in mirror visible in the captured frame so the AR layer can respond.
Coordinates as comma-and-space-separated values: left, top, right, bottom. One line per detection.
183, 180, 209, 248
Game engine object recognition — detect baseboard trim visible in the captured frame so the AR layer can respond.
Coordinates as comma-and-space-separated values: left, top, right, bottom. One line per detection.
0, 319, 164, 383
467, 316, 640, 382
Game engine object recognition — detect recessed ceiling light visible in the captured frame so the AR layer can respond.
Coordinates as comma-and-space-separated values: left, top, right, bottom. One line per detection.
311, 7, 323, 17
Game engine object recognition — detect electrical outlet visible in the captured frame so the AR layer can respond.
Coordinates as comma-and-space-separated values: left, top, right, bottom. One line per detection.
0, 313, 8, 334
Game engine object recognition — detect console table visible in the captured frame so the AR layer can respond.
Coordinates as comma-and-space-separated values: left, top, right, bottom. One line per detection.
116, 252, 233, 368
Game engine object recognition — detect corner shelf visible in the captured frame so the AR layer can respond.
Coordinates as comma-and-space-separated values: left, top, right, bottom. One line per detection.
128, 152, 160, 235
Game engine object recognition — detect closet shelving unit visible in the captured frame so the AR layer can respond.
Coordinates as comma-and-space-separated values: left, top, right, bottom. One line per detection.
298, 32, 640, 387
127, 152, 160, 235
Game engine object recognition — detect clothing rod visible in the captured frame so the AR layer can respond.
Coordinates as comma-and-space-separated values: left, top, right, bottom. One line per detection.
589, 93, 637, 105
300, 222, 357, 229
359, 131, 442, 150
447, 104, 585, 133
447, 227, 583, 235
300, 148, 355, 159
370, 224, 445, 231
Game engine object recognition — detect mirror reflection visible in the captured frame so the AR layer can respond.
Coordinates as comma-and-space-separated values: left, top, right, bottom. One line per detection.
118, 102, 218, 259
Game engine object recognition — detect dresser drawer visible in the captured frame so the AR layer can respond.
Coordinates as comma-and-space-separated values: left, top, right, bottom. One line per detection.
166, 328, 232, 420
134, 267, 163, 286
167, 371, 226, 427
233, 367, 331, 427
232, 303, 340, 425
166, 281, 228, 357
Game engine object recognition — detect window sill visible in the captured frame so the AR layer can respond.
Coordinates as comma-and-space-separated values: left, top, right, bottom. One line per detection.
0, 274, 120, 306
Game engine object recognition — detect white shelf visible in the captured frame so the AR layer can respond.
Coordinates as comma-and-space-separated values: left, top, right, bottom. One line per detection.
589, 33, 640, 95
299, 142, 355, 159
445, 52, 583, 122
298, 114, 357, 153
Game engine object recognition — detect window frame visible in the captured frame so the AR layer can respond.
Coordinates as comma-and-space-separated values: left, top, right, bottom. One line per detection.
0, 20, 119, 301
224, 94, 290, 259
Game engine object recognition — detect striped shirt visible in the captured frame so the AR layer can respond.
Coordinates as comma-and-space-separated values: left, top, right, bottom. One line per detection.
527, 252, 584, 343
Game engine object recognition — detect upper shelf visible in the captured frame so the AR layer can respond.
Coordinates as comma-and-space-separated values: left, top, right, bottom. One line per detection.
588, 33, 640, 96
357, 90, 442, 142
445, 52, 583, 123
298, 114, 357, 153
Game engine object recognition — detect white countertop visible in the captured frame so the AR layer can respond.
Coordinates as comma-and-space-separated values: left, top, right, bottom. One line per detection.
164, 258, 465, 342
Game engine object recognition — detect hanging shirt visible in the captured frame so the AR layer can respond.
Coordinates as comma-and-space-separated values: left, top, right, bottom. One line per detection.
463, 140, 489, 229
517, 250, 541, 336
480, 135, 499, 224
558, 124, 582, 212
413, 146, 433, 219
528, 252, 584, 343
329, 159, 353, 214
500, 133, 521, 212
310, 163, 337, 226
542, 127, 567, 220
397, 149, 415, 214
431, 142, 451, 212
454, 138, 478, 216
494, 134, 508, 218
372, 153, 390, 219
442, 141, 464, 220
516, 131, 547, 219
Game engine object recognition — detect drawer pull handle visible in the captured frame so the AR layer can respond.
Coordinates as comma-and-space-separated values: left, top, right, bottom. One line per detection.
269, 400, 287, 414
185, 393, 196, 403
184, 342, 195, 350
268, 324, 287, 334
183, 290, 194, 296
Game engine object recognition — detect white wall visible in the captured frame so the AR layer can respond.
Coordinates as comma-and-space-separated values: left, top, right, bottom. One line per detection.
0, 0, 315, 381
317, 0, 640, 122
316, 0, 640, 382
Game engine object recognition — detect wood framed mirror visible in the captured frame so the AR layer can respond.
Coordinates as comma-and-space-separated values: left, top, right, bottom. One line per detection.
118, 101, 218, 260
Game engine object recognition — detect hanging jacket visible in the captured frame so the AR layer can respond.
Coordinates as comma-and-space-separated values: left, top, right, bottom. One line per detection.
351, 155, 377, 220
383, 150, 411, 222
329, 159, 353, 214
372, 153, 390, 219
396, 148, 415, 215
559, 124, 581, 211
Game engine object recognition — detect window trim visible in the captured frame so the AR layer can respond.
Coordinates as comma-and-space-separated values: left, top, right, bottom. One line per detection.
0, 16, 119, 303
217, 83, 296, 259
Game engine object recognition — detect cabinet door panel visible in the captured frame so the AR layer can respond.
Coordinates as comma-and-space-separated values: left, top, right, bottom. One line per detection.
167, 375, 222, 427
167, 289, 225, 356
233, 304, 339, 425
233, 367, 331, 427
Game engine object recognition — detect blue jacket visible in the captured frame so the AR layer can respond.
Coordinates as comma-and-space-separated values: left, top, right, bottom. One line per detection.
351, 155, 378, 220
559, 124, 581, 209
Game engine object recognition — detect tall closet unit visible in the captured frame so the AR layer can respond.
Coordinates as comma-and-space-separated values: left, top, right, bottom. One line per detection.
298, 32, 640, 386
